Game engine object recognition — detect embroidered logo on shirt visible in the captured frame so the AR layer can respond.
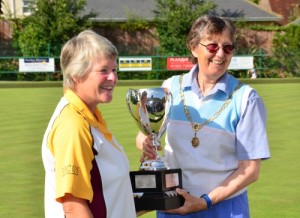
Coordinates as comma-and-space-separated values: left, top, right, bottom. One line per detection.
62, 164, 79, 176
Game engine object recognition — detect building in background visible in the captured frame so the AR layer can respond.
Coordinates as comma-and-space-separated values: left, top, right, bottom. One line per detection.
84, 0, 283, 54
259, 0, 300, 25
85, 0, 282, 24
0, 0, 298, 54
3, 0, 299, 23
0, 0, 32, 19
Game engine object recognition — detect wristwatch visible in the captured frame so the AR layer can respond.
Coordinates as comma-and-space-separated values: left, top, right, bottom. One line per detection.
200, 194, 213, 210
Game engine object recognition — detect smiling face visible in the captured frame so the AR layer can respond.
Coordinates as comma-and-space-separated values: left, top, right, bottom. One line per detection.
73, 56, 118, 113
186, 16, 236, 83
191, 30, 234, 82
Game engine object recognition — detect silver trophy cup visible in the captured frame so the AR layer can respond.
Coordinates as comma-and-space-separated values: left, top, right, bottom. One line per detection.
126, 88, 172, 170
126, 88, 184, 211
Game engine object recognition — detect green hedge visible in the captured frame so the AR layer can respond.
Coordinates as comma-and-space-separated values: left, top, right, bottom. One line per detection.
1, 78, 300, 89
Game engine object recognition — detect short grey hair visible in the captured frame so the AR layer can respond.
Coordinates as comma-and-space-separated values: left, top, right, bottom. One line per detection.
187, 15, 236, 64
60, 30, 118, 89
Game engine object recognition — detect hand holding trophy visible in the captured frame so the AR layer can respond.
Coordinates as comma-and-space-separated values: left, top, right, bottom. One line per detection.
126, 88, 184, 211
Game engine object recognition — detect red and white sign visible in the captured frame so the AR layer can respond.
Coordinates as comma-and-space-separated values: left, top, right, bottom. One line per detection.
167, 57, 194, 71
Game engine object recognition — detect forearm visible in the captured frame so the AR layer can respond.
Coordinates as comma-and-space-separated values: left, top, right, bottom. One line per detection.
136, 131, 147, 150
209, 159, 261, 205
62, 193, 93, 218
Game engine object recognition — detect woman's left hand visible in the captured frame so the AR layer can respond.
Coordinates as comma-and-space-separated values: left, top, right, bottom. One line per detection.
162, 188, 207, 215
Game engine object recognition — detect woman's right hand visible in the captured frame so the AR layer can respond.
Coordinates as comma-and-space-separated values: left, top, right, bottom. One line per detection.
136, 131, 161, 162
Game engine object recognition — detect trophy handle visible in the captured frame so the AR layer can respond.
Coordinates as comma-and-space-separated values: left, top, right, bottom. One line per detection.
152, 91, 172, 164
126, 89, 140, 123
157, 91, 173, 140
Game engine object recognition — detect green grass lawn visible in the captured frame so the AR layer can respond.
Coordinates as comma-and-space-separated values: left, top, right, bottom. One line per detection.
0, 82, 299, 217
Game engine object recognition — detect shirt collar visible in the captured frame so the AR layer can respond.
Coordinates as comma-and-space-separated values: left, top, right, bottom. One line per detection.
184, 64, 231, 97
64, 89, 112, 141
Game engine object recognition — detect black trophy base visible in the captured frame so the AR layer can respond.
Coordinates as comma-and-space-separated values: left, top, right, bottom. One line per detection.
135, 194, 184, 211
130, 168, 184, 211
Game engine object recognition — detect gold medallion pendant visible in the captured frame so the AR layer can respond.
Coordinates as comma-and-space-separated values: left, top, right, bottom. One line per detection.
191, 137, 199, 148
179, 74, 241, 149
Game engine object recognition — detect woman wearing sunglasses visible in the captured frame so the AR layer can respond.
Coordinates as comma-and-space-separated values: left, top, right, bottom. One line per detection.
136, 15, 270, 218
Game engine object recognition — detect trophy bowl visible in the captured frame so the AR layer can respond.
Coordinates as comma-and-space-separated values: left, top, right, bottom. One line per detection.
126, 88, 184, 211
126, 88, 171, 170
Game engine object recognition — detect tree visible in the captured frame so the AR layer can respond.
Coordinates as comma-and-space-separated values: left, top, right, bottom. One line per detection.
153, 0, 215, 55
272, 25, 300, 76
249, 0, 260, 4
12, 0, 96, 56
0, 0, 3, 15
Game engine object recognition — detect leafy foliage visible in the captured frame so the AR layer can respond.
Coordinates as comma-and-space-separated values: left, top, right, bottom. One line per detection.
272, 25, 300, 76
249, 0, 260, 4
120, 14, 153, 31
153, 0, 215, 55
12, 0, 96, 56
243, 24, 282, 32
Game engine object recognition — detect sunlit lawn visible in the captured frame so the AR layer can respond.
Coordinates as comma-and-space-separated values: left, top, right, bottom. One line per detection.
0, 81, 299, 217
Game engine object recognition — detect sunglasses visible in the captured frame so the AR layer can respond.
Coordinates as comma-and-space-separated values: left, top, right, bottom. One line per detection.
199, 42, 235, 54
